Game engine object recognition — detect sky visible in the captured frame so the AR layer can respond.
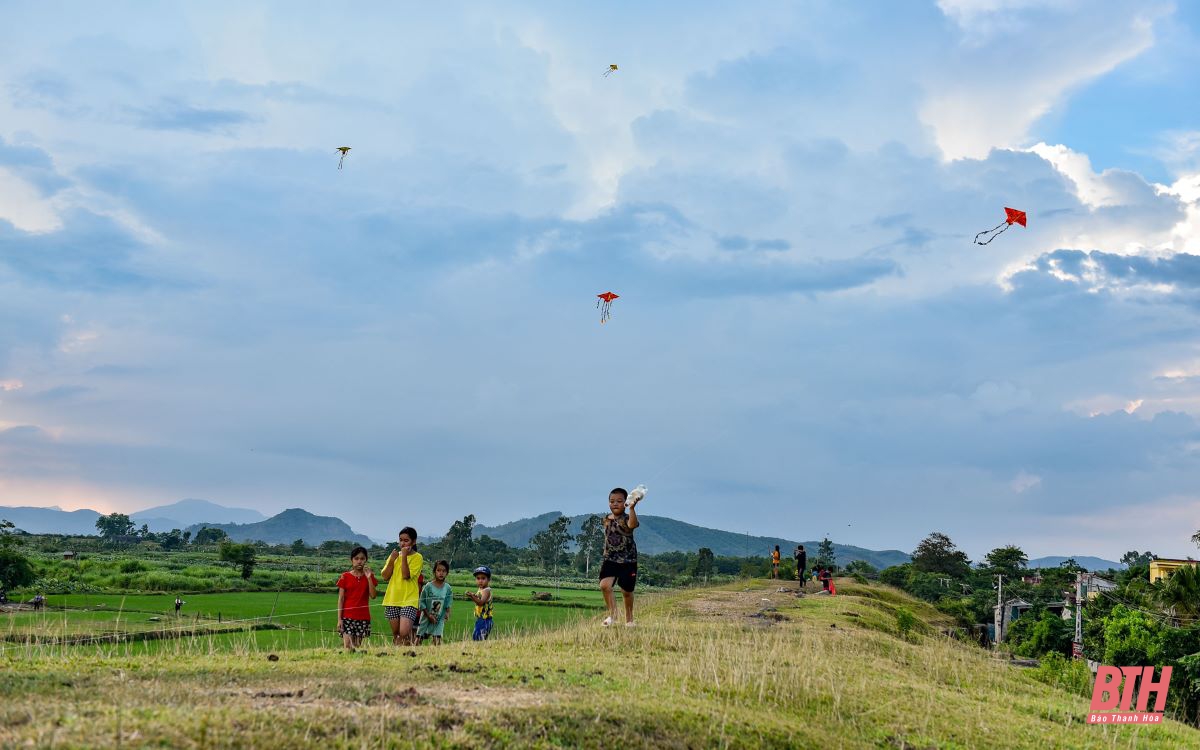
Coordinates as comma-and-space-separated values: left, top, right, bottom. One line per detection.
1, 1, 1199, 561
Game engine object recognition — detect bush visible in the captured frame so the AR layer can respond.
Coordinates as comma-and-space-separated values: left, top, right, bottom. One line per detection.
895, 607, 917, 639
0, 548, 35, 590
1033, 652, 1093, 698
120, 559, 148, 573
852, 573, 869, 585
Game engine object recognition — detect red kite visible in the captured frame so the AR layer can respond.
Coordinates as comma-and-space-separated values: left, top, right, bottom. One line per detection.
596, 292, 619, 324
974, 207, 1027, 245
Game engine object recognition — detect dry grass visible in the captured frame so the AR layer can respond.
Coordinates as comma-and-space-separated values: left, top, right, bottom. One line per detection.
1, 579, 1196, 748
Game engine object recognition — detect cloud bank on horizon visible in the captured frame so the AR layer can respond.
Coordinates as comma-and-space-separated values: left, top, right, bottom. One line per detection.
2, 0, 1199, 560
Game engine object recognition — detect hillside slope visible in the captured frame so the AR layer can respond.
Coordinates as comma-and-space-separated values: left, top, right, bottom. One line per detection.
3, 580, 1193, 748
476, 511, 910, 568
0, 505, 101, 535
185, 508, 371, 546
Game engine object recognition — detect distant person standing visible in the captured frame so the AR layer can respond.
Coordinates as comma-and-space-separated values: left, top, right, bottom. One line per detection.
174, 597, 184, 616
771, 546, 781, 579
794, 545, 807, 584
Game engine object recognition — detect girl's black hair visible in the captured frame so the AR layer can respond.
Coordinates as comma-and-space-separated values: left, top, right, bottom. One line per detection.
399, 527, 418, 543
434, 559, 450, 573
610, 487, 628, 500
350, 546, 369, 559
774, 545, 780, 551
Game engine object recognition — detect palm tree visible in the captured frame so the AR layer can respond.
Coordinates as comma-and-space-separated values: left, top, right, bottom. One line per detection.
1152, 564, 1200, 626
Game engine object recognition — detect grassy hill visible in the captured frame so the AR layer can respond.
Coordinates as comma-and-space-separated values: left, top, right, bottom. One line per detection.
4, 580, 1193, 747
186, 508, 372, 546
476, 511, 910, 568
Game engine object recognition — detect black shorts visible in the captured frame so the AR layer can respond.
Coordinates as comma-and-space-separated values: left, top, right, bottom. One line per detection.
599, 560, 637, 592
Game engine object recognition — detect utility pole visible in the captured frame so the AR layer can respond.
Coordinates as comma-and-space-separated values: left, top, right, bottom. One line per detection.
1074, 571, 1083, 659
994, 574, 1004, 644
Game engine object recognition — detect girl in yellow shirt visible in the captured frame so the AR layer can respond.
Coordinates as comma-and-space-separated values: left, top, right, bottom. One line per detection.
381, 526, 423, 646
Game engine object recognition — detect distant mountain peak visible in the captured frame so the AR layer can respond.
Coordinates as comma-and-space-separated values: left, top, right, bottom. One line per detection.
131, 498, 266, 531
184, 508, 371, 547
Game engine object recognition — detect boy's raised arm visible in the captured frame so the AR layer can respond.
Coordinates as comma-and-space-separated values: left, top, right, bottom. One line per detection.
627, 501, 640, 529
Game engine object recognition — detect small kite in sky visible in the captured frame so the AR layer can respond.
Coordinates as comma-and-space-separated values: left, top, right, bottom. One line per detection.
336, 146, 352, 170
603, 64, 619, 77
973, 207, 1026, 245
596, 291, 619, 324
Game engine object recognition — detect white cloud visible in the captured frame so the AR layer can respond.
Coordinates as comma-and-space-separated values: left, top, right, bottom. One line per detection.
0, 166, 62, 233
1010, 470, 1042, 493
925, 2, 1166, 159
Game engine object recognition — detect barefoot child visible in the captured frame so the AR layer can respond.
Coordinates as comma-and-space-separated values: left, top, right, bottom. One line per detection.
599, 486, 640, 627
336, 546, 377, 651
771, 545, 781, 579
466, 566, 493, 641
417, 560, 453, 645
381, 527, 423, 646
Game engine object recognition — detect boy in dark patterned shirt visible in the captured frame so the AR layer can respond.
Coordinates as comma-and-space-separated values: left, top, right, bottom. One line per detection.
599, 486, 640, 627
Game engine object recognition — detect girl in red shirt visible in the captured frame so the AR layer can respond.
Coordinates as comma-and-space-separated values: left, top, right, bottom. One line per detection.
337, 546, 378, 651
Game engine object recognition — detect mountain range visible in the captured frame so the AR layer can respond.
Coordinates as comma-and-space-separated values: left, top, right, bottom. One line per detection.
186, 508, 372, 547
0, 498, 265, 535
132, 498, 265, 531
475, 511, 913, 569
1027, 555, 1124, 571
0, 501, 1125, 569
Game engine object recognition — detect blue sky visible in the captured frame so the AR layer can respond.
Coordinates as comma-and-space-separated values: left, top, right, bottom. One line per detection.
1, 1, 1199, 560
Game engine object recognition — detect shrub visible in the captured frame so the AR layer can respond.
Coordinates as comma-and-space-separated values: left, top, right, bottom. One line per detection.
119, 559, 148, 573
1033, 652, 1092, 698
895, 607, 917, 639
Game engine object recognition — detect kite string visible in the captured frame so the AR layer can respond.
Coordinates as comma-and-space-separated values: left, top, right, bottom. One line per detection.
973, 221, 1010, 245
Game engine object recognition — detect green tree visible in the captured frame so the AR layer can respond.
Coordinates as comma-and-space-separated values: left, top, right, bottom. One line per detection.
1102, 605, 1164, 666
911, 532, 970, 578
0, 548, 35, 591
443, 514, 476, 567
693, 547, 715, 580
1008, 609, 1074, 658
219, 541, 257, 579
0, 519, 20, 549
95, 513, 135, 542
290, 539, 307, 554
984, 545, 1028, 577
1120, 550, 1154, 568
159, 529, 185, 551
319, 540, 355, 556
575, 514, 605, 575
844, 560, 878, 579
1153, 564, 1200, 625
192, 527, 228, 545
812, 537, 836, 572
530, 516, 573, 575
880, 563, 911, 589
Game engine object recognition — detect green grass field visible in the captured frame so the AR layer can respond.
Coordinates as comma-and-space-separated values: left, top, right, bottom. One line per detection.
3, 588, 606, 656
3, 579, 1198, 748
